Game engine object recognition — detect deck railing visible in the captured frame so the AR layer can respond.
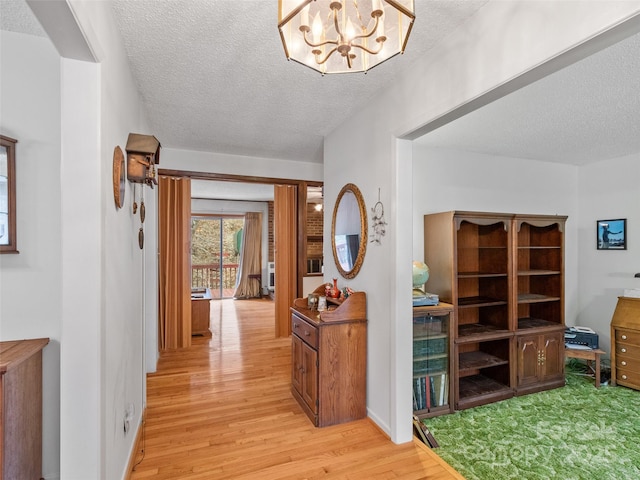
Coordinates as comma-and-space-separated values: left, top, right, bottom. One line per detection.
192, 264, 239, 292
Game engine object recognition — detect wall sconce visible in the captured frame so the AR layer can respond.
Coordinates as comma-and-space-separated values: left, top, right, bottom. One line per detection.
126, 133, 161, 188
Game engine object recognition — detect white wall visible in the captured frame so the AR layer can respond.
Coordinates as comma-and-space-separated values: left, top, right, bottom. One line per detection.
411, 148, 580, 325
68, 2, 153, 478
60, 55, 102, 480
323, 1, 640, 444
577, 153, 640, 353
0, 30, 62, 479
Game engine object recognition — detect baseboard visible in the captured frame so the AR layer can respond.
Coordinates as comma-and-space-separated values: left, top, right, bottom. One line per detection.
366, 416, 391, 440
366, 408, 391, 439
125, 407, 146, 480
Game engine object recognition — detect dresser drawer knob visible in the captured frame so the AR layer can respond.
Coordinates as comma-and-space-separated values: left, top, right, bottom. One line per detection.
622, 361, 627, 366
622, 374, 628, 380
621, 348, 627, 353
294, 323, 299, 328
305, 331, 310, 336
622, 334, 627, 340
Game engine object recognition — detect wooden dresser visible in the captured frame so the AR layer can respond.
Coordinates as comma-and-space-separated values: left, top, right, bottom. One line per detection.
290, 291, 367, 427
611, 296, 640, 390
0, 337, 49, 480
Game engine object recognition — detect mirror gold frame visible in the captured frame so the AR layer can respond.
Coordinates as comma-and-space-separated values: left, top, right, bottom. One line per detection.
331, 183, 368, 279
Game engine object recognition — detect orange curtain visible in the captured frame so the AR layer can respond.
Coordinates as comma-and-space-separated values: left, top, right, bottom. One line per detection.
233, 212, 263, 298
158, 176, 192, 350
274, 185, 297, 337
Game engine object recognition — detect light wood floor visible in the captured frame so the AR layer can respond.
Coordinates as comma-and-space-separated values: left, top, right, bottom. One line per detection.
129, 298, 464, 480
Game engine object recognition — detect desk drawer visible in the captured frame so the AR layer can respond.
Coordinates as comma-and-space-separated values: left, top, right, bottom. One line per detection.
292, 315, 318, 349
615, 342, 640, 360
616, 356, 640, 372
615, 368, 640, 387
616, 329, 640, 345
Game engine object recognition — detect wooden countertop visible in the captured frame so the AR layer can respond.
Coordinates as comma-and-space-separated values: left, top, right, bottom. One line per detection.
291, 291, 367, 325
0, 338, 50, 374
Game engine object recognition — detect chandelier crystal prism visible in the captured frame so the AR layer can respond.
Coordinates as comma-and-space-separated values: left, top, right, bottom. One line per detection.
278, 0, 415, 75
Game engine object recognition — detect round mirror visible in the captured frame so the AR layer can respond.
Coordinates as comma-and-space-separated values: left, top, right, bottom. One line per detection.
331, 183, 368, 279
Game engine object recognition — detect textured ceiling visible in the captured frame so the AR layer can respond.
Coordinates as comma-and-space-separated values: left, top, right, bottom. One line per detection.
2, 0, 639, 171
0, 0, 46, 36
109, 0, 489, 164
415, 28, 640, 164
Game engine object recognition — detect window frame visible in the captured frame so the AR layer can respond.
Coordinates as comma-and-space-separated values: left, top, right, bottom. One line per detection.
0, 135, 18, 254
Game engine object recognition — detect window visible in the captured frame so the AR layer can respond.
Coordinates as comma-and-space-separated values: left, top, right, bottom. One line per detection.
0, 135, 17, 253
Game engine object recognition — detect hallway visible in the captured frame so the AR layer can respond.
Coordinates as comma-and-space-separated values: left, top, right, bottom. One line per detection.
129, 298, 463, 479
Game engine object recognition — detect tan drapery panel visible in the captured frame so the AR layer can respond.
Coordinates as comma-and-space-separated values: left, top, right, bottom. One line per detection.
233, 212, 262, 298
158, 176, 192, 350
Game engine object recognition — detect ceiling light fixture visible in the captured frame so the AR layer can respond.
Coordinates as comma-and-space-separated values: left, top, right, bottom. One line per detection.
278, 0, 415, 75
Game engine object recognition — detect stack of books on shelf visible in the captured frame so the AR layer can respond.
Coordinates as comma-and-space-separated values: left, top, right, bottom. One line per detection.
413, 373, 448, 411
412, 292, 439, 306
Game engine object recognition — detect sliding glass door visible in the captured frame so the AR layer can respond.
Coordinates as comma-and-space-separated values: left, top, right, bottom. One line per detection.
191, 215, 244, 299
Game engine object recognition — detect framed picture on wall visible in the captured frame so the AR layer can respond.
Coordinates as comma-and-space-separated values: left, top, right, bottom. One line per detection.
597, 218, 626, 250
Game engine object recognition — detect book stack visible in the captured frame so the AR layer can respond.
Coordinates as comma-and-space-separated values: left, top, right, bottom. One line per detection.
412, 292, 439, 306
413, 373, 448, 411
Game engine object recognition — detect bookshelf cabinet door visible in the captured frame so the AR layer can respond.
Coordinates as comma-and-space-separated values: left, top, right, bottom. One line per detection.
413, 304, 454, 418
301, 341, 318, 413
291, 334, 303, 394
517, 335, 541, 387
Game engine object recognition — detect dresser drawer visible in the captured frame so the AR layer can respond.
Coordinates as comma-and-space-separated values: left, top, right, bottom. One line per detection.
615, 328, 640, 345
615, 342, 640, 360
615, 368, 640, 387
292, 315, 318, 349
616, 356, 640, 371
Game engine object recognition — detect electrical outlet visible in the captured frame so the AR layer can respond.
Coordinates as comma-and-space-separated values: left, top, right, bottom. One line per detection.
123, 402, 135, 435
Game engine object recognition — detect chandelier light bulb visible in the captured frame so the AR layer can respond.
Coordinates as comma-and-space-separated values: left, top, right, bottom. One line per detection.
377, 15, 385, 42
301, 4, 310, 27
312, 12, 323, 44
345, 17, 355, 43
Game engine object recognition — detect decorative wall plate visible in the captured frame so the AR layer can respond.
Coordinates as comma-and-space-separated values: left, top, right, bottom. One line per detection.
112, 146, 125, 209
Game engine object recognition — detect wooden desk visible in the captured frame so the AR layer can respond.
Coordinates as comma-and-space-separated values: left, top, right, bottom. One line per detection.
1, 337, 49, 480
191, 288, 212, 336
610, 296, 640, 391
565, 347, 606, 388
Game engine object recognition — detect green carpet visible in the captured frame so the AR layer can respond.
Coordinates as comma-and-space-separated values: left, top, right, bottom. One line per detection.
424, 371, 640, 480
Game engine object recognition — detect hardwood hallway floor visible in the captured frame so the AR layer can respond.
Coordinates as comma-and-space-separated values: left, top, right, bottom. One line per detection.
129, 298, 464, 480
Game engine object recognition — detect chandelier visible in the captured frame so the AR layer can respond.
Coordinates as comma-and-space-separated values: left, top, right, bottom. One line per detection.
278, 0, 415, 75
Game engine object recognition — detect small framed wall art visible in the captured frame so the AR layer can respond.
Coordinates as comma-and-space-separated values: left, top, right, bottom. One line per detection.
597, 218, 626, 250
